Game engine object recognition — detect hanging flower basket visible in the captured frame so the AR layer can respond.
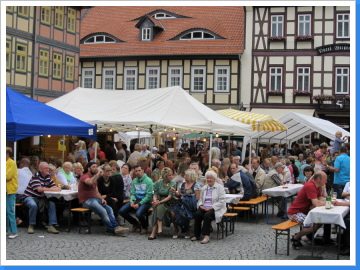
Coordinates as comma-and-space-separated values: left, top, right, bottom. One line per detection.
269, 36, 286, 41
344, 94, 350, 100
295, 35, 313, 41
267, 90, 283, 95
311, 94, 335, 101
293, 90, 311, 96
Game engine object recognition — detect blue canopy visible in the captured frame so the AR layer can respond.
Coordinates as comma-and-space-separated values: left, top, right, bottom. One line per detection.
6, 87, 97, 142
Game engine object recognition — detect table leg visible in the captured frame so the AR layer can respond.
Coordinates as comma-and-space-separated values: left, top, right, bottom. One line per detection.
311, 225, 315, 257
283, 197, 288, 219
67, 200, 72, 232
337, 225, 341, 260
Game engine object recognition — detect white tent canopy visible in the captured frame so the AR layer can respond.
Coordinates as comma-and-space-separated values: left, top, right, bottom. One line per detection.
242, 112, 350, 161
47, 86, 252, 136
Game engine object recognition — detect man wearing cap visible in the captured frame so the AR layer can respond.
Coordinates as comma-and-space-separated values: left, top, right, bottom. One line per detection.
78, 162, 129, 236
262, 162, 286, 217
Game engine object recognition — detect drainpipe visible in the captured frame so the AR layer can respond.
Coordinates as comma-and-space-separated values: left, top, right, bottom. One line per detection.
31, 7, 38, 99
238, 53, 243, 110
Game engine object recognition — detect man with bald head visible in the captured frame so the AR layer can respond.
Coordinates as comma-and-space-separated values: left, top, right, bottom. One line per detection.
287, 171, 327, 250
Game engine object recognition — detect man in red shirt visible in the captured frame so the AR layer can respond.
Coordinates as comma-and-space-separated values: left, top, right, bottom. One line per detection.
78, 162, 129, 236
287, 171, 327, 250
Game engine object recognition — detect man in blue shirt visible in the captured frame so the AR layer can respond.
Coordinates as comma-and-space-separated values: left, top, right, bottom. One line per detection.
327, 146, 350, 198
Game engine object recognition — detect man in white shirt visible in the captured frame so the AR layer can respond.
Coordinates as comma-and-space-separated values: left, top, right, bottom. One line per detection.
16, 158, 33, 202
140, 144, 150, 157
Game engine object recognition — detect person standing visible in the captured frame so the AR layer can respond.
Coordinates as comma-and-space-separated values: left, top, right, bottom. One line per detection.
6, 147, 19, 239
105, 141, 117, 161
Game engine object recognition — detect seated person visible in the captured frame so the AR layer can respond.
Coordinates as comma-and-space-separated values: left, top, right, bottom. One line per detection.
56, 162, 77, 189
191, 170, 226, 244
287, 171, 327, 250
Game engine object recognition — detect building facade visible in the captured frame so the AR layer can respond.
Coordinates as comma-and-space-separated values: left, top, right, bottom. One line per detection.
6, 6, 84, 102
79, 6, 246, 109
243, 6, 350, 132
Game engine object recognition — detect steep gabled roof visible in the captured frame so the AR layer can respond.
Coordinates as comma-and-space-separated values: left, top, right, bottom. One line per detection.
80, 6, 244, 57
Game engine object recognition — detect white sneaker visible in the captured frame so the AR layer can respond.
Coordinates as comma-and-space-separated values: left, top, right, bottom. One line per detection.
8, 234, 18, 239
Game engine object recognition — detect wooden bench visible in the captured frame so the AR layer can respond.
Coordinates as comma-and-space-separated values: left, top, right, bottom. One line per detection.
271, 220, 299, 255
217, 212, 238, 240
71, 208, 92, 234
227, 206, 251, 221
237, 196, 270, 223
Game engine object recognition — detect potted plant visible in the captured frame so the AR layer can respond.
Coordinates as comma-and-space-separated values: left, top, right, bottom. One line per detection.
269, 36, 286, 41
295, 35, 313, 41
344, 94, 350, 101
293, 89, 311, 96
311, 94, 335, 101
267, 89, 283, 95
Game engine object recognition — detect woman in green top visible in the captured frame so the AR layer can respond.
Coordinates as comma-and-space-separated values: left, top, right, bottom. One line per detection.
148, 167, 176, 240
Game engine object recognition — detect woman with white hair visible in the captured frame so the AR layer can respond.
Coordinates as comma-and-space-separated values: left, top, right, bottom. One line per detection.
191, 170, 226, 244
74, 140, 88, 163
56, 162, 77, 189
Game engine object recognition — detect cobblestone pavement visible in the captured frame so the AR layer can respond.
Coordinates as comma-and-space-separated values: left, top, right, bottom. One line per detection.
6, 205, 351, 261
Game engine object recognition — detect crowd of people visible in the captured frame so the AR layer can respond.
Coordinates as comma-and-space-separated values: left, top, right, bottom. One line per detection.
6, 132, 350, 252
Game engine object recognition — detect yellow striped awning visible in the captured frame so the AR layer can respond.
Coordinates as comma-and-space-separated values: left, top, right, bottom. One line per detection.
216, 109, 287, 132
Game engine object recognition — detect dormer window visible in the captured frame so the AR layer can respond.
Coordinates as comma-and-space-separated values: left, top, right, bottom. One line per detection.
152, 13, 175, 19
84, 35, 116, 44
142, 28, 151, 41
180, 31, 215, 40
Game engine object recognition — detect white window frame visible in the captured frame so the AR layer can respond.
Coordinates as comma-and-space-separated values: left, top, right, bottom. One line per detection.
146, 67, 160, 89
84, 35, 115, 44
124, 67, 138, 90
297, 67, 310, 91
180, 31, 215, 40
271, 15, 284, 37
214, 66, 230, 93
335, 67, 349, 94
269, 67, 283, 91
168, 66, 183, 87
82, 68, 95, 88
153, 13, 175, 19
142, 28, 151, 41
102, 67, 116, 90
337, 13, 350, 38
191, 66, 206, 93
298, 14, 311, 36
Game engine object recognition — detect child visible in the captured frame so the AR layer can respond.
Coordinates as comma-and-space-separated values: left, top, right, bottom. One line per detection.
331, 131, 348, 155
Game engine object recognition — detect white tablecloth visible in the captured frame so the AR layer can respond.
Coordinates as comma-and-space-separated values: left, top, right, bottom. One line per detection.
44, 190, 78, 201
303, 205, 350, 228
262, 184, 303, 198
225, 194, 243, 204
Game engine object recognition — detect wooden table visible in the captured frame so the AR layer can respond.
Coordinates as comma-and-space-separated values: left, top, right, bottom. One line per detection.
303, 203, 350, 259
262, 184, 303, 224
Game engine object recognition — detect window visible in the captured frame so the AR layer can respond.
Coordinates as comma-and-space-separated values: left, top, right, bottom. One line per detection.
6, 41, 11, 70
65, 56, 74, 81
67, 8, 76, 33
297, 67, 310, 91
142, 28, 151, 41
153, 13, 175, 19
337, 14, 350, 38
180, 31, 215, 40
146, 67, 160, 89
82, 68, 95, 88
39, 49, 49, 77
55, 7, 64, 29
6, 6, 14, 13
124, 67, 138, 90
191, 66, 206, 92
298, 14, 311, 36
84, 35, 115, 44
271, 15, 284, 37
335, 68, 349, 94
18, 6, 29, 18
103, 68, 116, 89
168, 67, 183, 87
214, 66, 230, 92
41, 7, 51, 25
53, 53, 62, 79
16, 43, 27, 72
269, 67, 282, 91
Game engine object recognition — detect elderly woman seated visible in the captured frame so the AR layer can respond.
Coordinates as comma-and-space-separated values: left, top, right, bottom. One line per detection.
148, 167, 176, 240
56, 161, 77, 189
191, 170, 226, 244
170, 169, 201, 239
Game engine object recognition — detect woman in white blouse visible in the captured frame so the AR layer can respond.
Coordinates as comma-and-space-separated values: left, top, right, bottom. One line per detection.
191, 170, 226, 244
56, 162, 77, 189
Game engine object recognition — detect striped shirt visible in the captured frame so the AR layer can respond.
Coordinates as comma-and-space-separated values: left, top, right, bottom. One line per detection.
23, 171, 55, 198
203, 187, 213, 208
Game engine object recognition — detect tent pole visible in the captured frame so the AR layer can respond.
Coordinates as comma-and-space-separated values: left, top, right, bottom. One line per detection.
14, 141, 17, 162
227, 136, 230, 158
93, 141, 97, 162
62, 135, 65, 162
208, 133, 213, 169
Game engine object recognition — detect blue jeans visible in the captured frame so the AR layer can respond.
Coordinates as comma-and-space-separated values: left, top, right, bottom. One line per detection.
23, 196, 58, 226
6, 194, 18, 234
83, 198, 120, 232
119, 201, 151, 229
